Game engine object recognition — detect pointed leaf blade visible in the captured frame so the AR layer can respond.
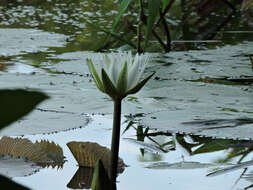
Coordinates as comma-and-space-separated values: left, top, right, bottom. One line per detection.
117, 61, 128, 95
0, 90, 49, 129
145, 0, 161, 49
87, 59, 104, 92
112, 0, 132, 30
91, 160, 112, 190
101, 69, 118, 99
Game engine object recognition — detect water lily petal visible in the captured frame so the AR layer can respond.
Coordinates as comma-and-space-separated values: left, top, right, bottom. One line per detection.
127, 58, 140, 90
126, 72, 155, 95
133, 55, 149, 85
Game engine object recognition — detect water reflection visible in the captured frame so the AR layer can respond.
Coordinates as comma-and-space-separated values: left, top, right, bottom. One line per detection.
127, 123, 253, 165
67, 167, 94, 189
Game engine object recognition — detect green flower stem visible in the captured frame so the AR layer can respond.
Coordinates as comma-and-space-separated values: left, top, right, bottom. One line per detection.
110, 98, 122, 190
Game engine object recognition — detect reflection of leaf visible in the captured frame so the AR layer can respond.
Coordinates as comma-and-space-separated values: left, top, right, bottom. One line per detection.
67, 167, 94, 189
67, 141, 126, 173
0, 175, 30, 190
0, 89, 49, 128
207, 160, 253, 177
0, 136, 65, 165
123, 138, 166, 153
146, 161, 216, 170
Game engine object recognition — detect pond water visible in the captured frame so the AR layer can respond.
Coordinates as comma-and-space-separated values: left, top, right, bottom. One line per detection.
9, 115, 253, 190
1, 0, 253, 190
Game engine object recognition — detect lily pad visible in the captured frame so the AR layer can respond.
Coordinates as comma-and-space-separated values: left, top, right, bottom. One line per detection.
0, 157, 40, 178
0, 28, 66, 57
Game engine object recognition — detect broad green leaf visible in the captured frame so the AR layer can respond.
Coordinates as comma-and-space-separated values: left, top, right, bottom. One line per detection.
162, 0, 171, 11
0, 89, 49, 129
127, 72, 155, 95
101, 69, 118, 99
145, 0, 161, 49
91, 160, 112, 190
112, 0, 132, 30
117, 61, 128, 95
87, 59, 104, 92
0, 175, 30, 190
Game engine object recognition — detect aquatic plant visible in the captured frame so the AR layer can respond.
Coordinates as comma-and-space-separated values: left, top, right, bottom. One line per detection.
0, 89, 49, 189
87, 52, 154, 189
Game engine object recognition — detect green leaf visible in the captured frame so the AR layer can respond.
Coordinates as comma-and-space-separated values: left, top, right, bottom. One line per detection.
0, 175, 30, 190
192, 141, 228, 155
91, 160, 112, 190
161, 0, 171, 11
122, 120, 134, 135
145, 0, 161, 49
127, 72, 155, 95
112, 0, 132, 30
117, 61, 128, 95
0, 89, 49, 129
87, 58, 104, 92
101, 69, 118, 99
83, 19, 136, 49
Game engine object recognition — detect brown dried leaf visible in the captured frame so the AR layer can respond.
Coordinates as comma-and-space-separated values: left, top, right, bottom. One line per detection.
67, 141, 126, 173
0, 136, 65, 166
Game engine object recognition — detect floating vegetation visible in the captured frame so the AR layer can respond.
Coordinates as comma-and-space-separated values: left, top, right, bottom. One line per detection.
67, 141, 126, 173
0, 136, 65, 166
187, 76, 253, 85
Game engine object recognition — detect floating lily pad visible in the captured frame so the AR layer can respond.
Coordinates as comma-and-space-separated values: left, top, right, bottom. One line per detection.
0, 28, 66, 57
0, 157, 40, 178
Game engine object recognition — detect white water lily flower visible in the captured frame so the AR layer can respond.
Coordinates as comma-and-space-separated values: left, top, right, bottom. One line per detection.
87, 52, 154, 100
